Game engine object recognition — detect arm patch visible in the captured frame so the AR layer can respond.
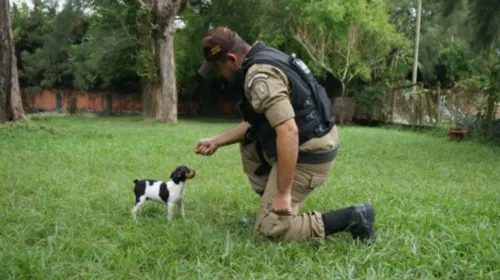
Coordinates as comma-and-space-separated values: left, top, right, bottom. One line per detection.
252, 79, 270, 100
246, 73, 269, 88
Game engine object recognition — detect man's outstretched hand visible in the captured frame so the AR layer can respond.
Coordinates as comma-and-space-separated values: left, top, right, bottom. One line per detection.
194, 122, 250, 156
194, 138, 219, 156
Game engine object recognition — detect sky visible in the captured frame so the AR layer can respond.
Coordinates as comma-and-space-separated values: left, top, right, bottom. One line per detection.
10, 0, 64, 9
11, 0, 34, 8
10, 0, 30, 8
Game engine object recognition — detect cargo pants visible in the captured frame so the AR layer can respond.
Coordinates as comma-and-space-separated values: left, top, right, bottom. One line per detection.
239, 128, 337, 242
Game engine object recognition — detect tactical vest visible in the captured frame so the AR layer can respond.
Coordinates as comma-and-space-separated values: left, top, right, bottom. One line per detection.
236, 41, 335, 160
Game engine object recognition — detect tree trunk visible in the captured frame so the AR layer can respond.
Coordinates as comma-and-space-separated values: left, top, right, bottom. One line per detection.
485, 95, 495, 138
141, 34, 162, 120
411, 0, 422, 126
0, 0, 27, 123
436, 82, 442, 126
390, 88, 396, 123
340, 81, 346, 126
155, 16, 177, 123
424, 91, 433, 125
141, 77, 162, 120
136, 0, 186, 123
153, 0, 182, 123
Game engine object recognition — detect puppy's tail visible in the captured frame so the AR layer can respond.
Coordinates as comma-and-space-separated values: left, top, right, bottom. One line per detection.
133, 179, 139, 184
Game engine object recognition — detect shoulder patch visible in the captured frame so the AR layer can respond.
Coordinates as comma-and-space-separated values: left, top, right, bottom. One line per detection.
246, 73, 269, 88
252, 79, 270, 100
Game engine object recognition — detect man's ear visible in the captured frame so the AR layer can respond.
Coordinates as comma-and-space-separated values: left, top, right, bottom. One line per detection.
227, 53, 238, 64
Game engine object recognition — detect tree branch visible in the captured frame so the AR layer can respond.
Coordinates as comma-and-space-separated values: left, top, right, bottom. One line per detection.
341, 32, 352, 82
347, 69, 360, 84
135, 0, 152, 10
290, 19, 338, 79
115, 13, 144, 46
175, 0, 188, 14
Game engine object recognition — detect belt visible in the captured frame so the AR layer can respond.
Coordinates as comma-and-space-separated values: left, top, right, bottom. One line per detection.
254, 147, 338, 176
297, 146, 338, 164
244, 128, 338, 176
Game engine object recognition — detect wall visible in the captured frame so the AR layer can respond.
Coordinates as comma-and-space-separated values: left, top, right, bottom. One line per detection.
24, 89, 242, 116
24, 89, 355, 120
26, 89, 142, 113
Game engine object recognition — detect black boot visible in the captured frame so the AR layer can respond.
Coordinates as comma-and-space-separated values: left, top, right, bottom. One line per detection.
321, 203, 376, 242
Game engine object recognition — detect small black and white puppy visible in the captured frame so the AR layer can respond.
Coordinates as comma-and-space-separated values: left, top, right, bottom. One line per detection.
131, 165, 196, 221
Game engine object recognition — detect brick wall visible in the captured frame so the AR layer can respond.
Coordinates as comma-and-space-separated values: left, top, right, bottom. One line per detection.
24, 89, 241, 116
24, 89, 356, 119
26, 89, 143, 113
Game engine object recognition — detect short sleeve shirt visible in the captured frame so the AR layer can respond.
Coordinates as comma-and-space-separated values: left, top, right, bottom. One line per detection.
244, 63, 340, 154
244, 64, 295, 127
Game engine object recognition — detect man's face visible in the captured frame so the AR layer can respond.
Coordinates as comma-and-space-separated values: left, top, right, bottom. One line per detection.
214, 54, 239, 81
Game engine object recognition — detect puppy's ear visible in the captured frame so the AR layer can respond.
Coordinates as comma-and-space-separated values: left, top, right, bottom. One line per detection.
170, 170, 182, 184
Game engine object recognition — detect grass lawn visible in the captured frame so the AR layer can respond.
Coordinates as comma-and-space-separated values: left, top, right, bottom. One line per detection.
1, 115, 499, 279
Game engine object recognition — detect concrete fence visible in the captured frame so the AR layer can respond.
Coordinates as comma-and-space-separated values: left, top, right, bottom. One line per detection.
24, 89, 354, 118
25, 89, 142, 114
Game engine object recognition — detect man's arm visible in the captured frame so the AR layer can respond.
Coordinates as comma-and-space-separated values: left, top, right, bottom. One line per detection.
195, 121, 250, 156
244, 63, 297, 214
213, 121, 250, 147
274, 118, 298, 197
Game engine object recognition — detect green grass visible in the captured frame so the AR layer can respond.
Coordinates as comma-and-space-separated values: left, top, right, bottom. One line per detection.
1, 115, 499, 279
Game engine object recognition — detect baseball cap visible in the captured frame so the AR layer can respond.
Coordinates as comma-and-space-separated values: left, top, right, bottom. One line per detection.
198, 26, 238, 77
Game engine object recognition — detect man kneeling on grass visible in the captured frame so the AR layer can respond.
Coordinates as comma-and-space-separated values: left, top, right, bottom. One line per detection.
193, 26, 376, 243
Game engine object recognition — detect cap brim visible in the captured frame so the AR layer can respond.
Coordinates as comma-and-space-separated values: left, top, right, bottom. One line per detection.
198, 61, 215, 77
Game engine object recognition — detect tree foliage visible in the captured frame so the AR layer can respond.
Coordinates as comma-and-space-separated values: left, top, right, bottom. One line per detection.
441, 0, 500, 50
284, 0, 409, 124
8, 0, 500, 133
70, 0, 141, 93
